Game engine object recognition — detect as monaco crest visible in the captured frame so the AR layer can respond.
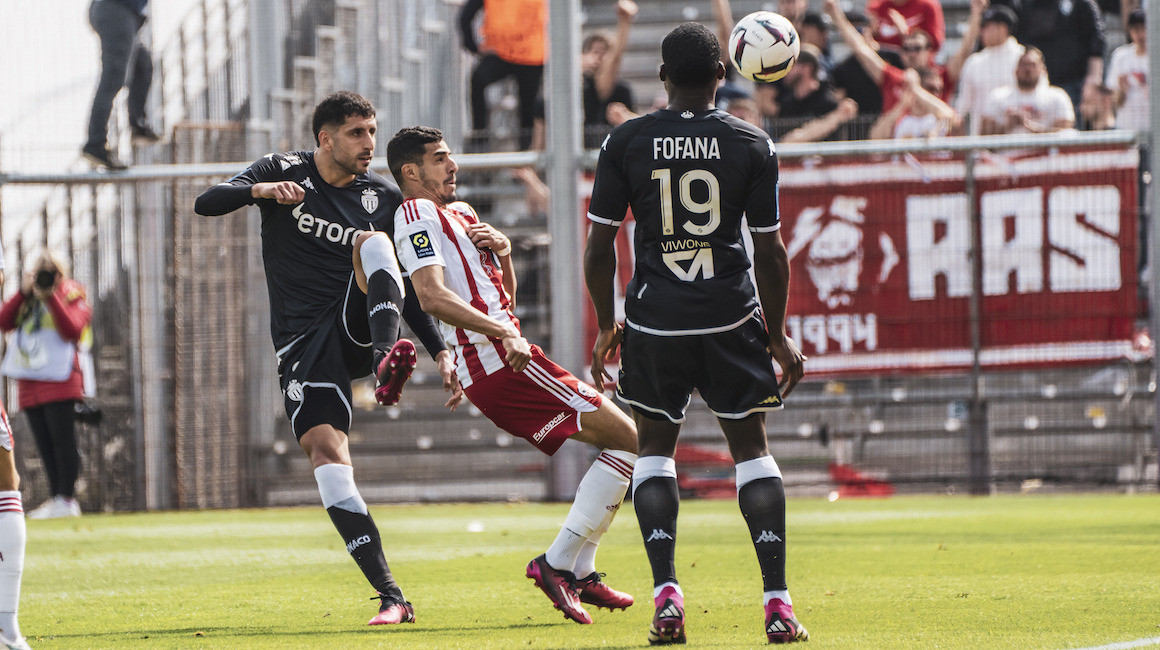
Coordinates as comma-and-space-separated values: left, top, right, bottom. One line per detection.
361, 189, 378, 214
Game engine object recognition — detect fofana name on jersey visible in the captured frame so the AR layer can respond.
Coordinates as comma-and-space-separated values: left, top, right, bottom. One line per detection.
652, 136, 721, 160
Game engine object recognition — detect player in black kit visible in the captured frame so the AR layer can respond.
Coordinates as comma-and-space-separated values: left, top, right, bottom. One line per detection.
194, 91, 456, 627
584, 23, 808, 645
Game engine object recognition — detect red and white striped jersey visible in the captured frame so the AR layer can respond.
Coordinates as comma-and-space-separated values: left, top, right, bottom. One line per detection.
393, 198, 520, 388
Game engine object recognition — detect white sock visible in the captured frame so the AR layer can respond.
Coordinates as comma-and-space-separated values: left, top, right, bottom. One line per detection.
0, 491, 25, 641
764, 590, 792, 607
736, 456, 781, 493
359, 233, 405, 297
314, 464, 368, 514
653, 581, 683, 600
571, 449, 636, 576
632, 455, 676, 499
546, 449, 635, 573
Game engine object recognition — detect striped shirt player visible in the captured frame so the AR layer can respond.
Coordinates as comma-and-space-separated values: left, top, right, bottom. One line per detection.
395, 197, 607, 450
386, 125, 638, 625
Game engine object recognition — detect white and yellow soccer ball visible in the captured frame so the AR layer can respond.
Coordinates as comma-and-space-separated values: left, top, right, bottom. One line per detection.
728, 11, 800, 83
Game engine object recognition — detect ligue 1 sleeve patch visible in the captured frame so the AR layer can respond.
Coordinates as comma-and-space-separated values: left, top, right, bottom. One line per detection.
410, 231, 435, 259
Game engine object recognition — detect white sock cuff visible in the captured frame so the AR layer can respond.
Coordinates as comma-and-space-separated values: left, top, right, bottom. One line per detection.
653, 581, 683, 599
736, 455, 781, 493
360, 233, 405, 296
764, 590, 792, 607
632, 455, 676, 498
314, 463, 368, 514
0, 491, 21, 515
596, 449, 637, 481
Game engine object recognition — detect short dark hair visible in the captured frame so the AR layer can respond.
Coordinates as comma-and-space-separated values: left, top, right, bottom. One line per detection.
386, 126, 444, 183
981, 5, 1018, 31
662, 22, 721, 87
312, 91, 376, 145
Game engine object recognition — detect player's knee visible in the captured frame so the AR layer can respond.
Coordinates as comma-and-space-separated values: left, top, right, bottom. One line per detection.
298, 424, 351, 467
588, 405, 638, 453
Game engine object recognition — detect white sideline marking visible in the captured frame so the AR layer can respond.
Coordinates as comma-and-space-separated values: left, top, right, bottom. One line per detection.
1064, 637, 1160, 650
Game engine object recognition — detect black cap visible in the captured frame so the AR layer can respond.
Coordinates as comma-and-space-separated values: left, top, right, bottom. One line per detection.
981, 5, 1018, 30
1128, 9, 1145, 25
845, 9, 869, 26
801, 11, 829, 30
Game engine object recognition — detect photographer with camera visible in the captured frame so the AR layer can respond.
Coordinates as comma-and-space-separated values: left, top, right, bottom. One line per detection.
0, 251, 93, 519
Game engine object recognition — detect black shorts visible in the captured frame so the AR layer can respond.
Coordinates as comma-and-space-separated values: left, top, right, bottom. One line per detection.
616, 314, 784, 424
277, 283, 374, 439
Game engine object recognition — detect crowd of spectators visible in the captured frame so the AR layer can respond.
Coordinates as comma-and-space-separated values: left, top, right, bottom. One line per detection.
459, 0, 1149, 153
744, 0, 1147, 141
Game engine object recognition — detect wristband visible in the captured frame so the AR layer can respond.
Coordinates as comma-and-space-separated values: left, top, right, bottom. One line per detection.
495, 243, 512, 257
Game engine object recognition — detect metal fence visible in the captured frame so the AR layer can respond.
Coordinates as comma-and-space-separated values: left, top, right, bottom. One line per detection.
2, 132, 1156, 512
1, 0, 1156, 512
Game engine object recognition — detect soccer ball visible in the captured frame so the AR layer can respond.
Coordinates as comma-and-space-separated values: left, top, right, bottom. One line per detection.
728, 11, 800, 83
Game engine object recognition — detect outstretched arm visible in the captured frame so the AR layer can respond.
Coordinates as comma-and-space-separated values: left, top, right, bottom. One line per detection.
594, 0, 638, 101
195, 164, 304, 217
945, 0, 987, 86
824, 0, 886, 85
408, 265, 531, 372
712, 0, 736, 67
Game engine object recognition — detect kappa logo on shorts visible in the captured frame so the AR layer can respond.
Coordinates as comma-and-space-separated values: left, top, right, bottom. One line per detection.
286, 379, 304, 402
759, 395, 782, 406
410, 231, 435, 259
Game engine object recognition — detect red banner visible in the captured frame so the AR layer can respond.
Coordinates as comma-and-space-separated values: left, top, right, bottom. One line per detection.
582, 146, 1143, 377
781, 146, 1141, 375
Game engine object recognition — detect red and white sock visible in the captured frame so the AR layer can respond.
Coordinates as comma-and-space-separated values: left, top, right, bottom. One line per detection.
547, 450, 636, 573
0, 491, 25, 642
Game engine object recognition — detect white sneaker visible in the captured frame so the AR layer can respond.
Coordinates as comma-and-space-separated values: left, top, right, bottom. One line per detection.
25, 499, 58, 520
58, 497, 80, 517
26, 496, 80, 520
2, 636, 31, 650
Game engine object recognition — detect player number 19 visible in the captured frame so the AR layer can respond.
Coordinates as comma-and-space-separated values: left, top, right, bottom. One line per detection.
651, 168, 722, 236
651, 168, 721, 281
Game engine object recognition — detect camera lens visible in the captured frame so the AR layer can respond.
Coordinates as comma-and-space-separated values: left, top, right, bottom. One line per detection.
35, 270, 56, 289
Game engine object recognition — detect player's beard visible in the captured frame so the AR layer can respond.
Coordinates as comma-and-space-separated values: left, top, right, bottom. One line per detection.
333, 147, 371, 177
419, 167, 457, 205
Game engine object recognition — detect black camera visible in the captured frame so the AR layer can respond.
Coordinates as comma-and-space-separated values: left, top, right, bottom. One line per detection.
34, 270, 56, 290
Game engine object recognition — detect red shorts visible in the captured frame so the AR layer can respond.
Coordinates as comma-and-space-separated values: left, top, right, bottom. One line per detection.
463, 345, 603, 455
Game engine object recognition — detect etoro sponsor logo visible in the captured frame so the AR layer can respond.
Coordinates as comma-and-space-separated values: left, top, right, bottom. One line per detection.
534, 412, 569, 442
291, 203, 368, 247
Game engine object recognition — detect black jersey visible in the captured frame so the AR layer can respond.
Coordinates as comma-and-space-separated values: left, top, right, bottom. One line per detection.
587, 108, 781, 334
195, 151, 404, 348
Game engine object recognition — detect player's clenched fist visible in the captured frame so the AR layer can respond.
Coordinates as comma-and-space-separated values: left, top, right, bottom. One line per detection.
252, 181, 305, 205
466, 222, 511, 256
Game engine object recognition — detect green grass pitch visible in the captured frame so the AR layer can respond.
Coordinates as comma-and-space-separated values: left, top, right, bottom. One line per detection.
18, 494, 1160, 649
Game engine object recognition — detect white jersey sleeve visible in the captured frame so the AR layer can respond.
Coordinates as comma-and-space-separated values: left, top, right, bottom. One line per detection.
393, 198, 447, 276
